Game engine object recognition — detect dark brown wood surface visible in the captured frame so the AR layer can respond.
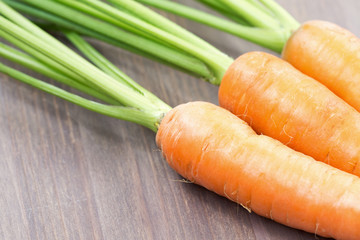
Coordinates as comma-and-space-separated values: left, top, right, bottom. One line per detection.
0, 1, 358, 239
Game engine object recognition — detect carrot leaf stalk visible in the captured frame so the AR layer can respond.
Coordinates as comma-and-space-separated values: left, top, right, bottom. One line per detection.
0, 63, 161, 131
1, 0, 179, 66
3, 0, 213, 81
63, 31, 166, 109
136, 0, 300, 53
134, 0, 286, 52
221, 0, 282, 29
0, 41, 118, 104
196, 0, 251, 25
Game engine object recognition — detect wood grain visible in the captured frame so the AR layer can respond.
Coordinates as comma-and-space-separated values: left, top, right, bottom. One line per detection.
0, 1, 358, 239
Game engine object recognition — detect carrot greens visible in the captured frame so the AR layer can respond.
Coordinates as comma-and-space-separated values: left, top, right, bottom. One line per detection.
0, 41, 117, 104
134, 0, 286, 52
0, 0, 170, 132
136, 0, 300, 53
5, 0, 233, 84
0, 63, 162, 130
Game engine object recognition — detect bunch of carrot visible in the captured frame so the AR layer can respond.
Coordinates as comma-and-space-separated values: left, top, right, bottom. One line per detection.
2, 0, 360, 239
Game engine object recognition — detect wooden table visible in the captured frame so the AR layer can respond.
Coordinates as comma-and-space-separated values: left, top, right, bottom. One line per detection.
0, 1, 358, 239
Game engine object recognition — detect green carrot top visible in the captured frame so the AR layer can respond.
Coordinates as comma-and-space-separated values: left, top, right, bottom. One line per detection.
0, 0, 171, 132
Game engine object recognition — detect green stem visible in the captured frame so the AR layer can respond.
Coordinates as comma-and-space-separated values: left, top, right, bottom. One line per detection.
6, 0, 214, 79
108, 0, 225, 55
0, 41, 119, 104
244, 0, 274, 17
54, 0, 232, 84
137, 0, 285, 52
0, 62, 163, 131
0, 1, 116, 96
64, 31, 169, 109
55, 0, 159, 43
259, 0, 300, 32
4, 0, 195, 75
17, 0, 215, 82
195, 0, 250, 25
0, 1, 172, 131
3, 0, 170, 63
0, 12, 155, 111
0, 27, 111, 100
220, 0, 281, 29
139, 0, 299, 52
65, 31, 141, 90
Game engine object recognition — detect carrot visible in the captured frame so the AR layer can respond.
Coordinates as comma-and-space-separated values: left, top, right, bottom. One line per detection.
282, 20, 360, 112
157, 101, 360, 240
219, 51, 360, 177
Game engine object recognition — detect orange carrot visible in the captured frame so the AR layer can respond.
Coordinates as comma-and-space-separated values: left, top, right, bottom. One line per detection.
282, 20, 360, 112
157, 101, 360, 240
219, 51, 360, 177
